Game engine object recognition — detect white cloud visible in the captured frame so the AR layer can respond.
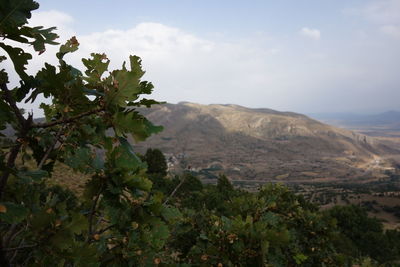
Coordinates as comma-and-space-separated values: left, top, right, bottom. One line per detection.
4, 9, 400, 117
77, 23, 215, 66
54, 22, 314, 113
29, 10, 75, 42
299, 27, 321, 40
349, 0, 400, 39
30, 10, 74, 27
380, 24, 400, 38
4, 11, 77, 116
363, 0, 400, 25
21, 10, 77, 74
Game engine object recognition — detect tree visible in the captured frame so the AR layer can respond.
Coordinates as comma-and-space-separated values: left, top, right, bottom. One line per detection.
2, 1, 399, 266
217, 174, 234, 193
0, 1, 177, 265
326, 205, 397, 264
169, 183, 342, 266
143, 148, 167, 176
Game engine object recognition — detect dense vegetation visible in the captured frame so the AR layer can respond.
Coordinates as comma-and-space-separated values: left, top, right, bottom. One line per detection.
1, 1, 400, 266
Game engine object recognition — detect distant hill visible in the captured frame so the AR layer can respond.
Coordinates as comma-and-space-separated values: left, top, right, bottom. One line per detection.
136, 102, 398, 182
309, 111, 400, 132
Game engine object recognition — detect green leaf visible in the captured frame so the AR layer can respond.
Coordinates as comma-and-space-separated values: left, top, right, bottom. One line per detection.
111, 145, 142, 172
293, 253, 308, 264
0, 1, 58, 52
17, 169, 48, 181
0, 42, 32, 79
0, 202, 28, 224
67, 212, 88, 235
199, 232, 208, 240
0, 0, 39, 28
82, 53, 110, 84
261, 240, 269, 255
91, 155, 104, 171
119, 136, 138, 157
125, 174, 152, 192
161, 206, 182, 223
57, 36, 79, 59
34, 63, 60, 99
136, 98, 162, 108
110, 137, 145, 172
31, 209, 54, 230
83, 88, 105, 97
50, 229, 73, 250
70, 244, 99, 266
148, 220, 169, 249
29, 26, 58, 51
0, 99, 13, 128
262, 211, 280, 227
113, 111, 163, 141
106, 55, 145, 107
65, 147, 92, 171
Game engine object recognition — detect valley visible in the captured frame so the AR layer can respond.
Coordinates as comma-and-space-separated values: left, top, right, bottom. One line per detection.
135, 103, 400, 228
136, 102, 400, 184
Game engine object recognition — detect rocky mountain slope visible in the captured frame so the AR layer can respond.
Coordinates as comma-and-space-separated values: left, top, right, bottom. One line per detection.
136, 102, 398, 182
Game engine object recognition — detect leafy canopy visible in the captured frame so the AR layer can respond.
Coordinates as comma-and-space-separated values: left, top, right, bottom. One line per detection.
1, 1, 400, 266
0, 1, 170, 265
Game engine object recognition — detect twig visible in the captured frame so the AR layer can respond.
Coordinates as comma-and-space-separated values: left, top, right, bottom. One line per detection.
8, 227, 25, 248
21, 251, 33, 267
0, 142, 21, 196
163, 177, 186, 205
3, 244, 37, 252
9, 239, 23, 263
87, 187, 103, 242
0, 243, 9, 267
0, 83, 32, 200
2, 224, 17, 245
95, 224, 115, 235
37, 126, 64, 169
32, 108, 104, 129
0, 122, 31, 200
1, 83, 25, 127
3, 223, 26, 249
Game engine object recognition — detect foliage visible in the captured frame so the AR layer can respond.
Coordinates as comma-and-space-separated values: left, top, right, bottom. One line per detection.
0, 1, 169, 265
1, 1, 400, 266
217, 174, 234, 193
326, 205, 400, 264
143, 148, 168, 176
166, 183, 342, 266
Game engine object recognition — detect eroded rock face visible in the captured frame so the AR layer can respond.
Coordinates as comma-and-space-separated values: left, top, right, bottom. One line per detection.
135, 102, 396, 182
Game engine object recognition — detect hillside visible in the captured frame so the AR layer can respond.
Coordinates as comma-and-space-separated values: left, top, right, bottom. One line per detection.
135, 102, 398, 183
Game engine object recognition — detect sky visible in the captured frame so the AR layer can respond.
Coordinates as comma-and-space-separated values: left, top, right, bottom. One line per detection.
4, 0, 400, 116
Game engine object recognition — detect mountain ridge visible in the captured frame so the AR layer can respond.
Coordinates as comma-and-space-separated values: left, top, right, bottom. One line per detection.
136, 102, 398, 182
309, 110, 400, 132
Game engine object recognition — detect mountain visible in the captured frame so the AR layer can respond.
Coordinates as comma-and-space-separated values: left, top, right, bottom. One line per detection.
135, 102, 398, 183
309, 111, 400, 132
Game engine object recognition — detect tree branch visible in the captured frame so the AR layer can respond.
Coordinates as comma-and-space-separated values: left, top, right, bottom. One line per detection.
163, 177, 186, 205
0, 84, 32, 200
87, 186, 103, 242
0, 83, 31, 266
1, 83, 25, 127
3, 244, 37, 252
32, 108, 105, 129
37, 126, 64, 169
2, 224, 17, 246
0, 243, 9, 267
95, 224, 115, 235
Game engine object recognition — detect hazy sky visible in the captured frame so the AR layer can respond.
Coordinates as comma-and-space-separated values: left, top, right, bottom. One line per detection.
4, 0, 400, 115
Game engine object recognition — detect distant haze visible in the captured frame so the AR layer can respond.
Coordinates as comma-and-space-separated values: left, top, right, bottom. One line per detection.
3, 0, 400, 117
